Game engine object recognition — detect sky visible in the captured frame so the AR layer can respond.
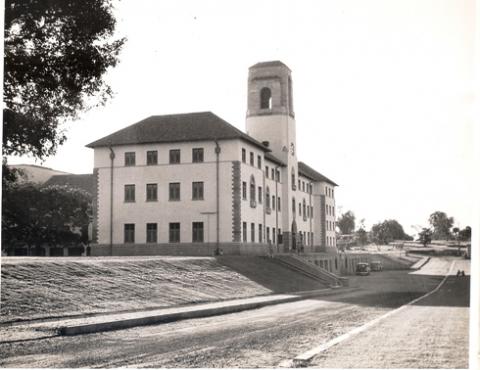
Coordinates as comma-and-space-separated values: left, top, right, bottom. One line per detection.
7, 0, 476, 236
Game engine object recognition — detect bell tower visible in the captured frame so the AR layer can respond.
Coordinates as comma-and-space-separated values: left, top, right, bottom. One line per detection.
245, 61, 298, 250
246, 61, 296, 163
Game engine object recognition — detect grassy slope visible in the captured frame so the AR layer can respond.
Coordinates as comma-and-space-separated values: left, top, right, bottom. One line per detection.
0, 256, 325, 324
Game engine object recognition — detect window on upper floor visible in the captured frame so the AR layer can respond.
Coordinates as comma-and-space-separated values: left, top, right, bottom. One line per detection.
242, 181, 247, 200
251, 222, 255, 242
260, 87, 272, 109
258, 186, 262, 204
271, 168, 275, 179
250, 176, 256, 207
146, 183, 157, 202
291, 168, 296, 190
266, 187, 270, 208
278, 197, 281, 212
124, 184, 135, 202
272, 195, 275, 210
125, 152, 136, 166
265, 165, 269, 178
292, 197, 296, 214
192, 182, 204, 200
250, 152, 254, 166
276, 170, 280, 182
146, 150, 157, 165
169, 182, 180, 201
242, 222, 247, 242
192, 148, 204, 163
169, 149, 180, 164
257, 155, 262, 169
242, 148, 246, 163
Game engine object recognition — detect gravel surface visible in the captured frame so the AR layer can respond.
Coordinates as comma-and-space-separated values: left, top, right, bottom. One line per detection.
0, 260, 451, 368
309, 275, 469, 368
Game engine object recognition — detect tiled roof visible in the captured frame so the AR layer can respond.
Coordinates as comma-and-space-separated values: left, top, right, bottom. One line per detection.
44, 174, 95, 195
264, 152, 286, 166
86, 112, 270, 151
298, 161, 338, 186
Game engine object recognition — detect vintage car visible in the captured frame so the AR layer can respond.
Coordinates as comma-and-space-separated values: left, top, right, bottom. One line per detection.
370, 261, 383, 272
355, 262, 371, 276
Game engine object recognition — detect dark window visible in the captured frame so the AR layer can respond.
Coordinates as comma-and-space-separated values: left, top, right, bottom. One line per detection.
169, 182, 180, 201
302, 181, 305, 192
124, 184, 135, 202
192, 148, 204, 163
242, 181, 247, 200
259, 224, 263, 243
124, 224, 135, 243
146, 223, 157, 243
292, 198, 296, 214
266, 187, 270, 208
267, 227, 270, 243
146, 184, 157, 201
192, 222, 204, 242
299, 202, 302, 216
298, 179, 301, 189
272, 195, 275, 210
251, 222, 255, 242
278, 197, 281, 211
291, 168, 296, 190
271, 168, 275, 180
273, 227, 276, 244
258, 186, 262, 203
125, 152, 136, 166
303, 200, 306, 217
146, 151, 157, 165
276, 170, 280, 182
260, 87, 272, 109
250, 152, 254, 166
169, 149, 180, 164
243, 222, 247, 242
265, 166, 269, 178
250, 176, 256, 206
169, 223, 180, 243
242, 148, 246, 163
192, 182, 204, 200
257, 155, 262, 169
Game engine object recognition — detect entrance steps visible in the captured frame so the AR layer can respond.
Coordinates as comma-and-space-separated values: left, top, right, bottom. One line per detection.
273, 255, 348, 288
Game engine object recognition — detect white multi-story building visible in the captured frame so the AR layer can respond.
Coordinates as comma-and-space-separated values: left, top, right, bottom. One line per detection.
87, 61, 338, 256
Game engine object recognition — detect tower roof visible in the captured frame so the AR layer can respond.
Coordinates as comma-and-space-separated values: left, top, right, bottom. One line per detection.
298, 161, 338, 186
86, 111, 270, 151
249, 60, 291, 70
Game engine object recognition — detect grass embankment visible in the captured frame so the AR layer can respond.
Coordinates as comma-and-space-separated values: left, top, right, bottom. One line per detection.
0, 256, 325, 324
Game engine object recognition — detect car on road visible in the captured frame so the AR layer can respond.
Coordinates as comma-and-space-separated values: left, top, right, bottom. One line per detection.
355, 262, 371, 276
370, 261, 383, 272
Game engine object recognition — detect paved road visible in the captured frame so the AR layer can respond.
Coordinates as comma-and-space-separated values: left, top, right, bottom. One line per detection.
0, 257, 469, 368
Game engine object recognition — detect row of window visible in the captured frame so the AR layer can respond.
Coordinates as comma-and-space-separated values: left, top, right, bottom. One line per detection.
265, 165, 281, 182
326, 204, 335, 217
124, 182, 204, 202
124, 148, 204, 167
241, 180, 282, 211
292, 198, 314, 220
242, 222, 282, 244
290, 168, 313, 194
327, 220, 336, 231
124, 222, 204, 243
326, 236, 336, 246
241, 148, 282, 182
326, 186, 334, 198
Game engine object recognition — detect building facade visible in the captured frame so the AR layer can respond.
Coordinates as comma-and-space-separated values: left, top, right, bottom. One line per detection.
88, 61, 338, 256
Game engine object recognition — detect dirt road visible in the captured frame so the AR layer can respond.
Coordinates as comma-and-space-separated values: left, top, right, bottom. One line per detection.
0, 257, 469, 368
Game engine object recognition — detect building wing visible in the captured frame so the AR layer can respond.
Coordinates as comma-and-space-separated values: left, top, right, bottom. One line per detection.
298, 161, 338, 186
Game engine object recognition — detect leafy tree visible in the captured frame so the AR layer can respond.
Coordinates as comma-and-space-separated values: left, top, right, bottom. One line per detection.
3, 0, 125, 161
337, 211, 355, 235
355, 228, 368, 246
458, 226, 471, 241
370, 219, 411, 245
428, 211, 454, 240
2, 183, 91, 254
417, 228, 433, 247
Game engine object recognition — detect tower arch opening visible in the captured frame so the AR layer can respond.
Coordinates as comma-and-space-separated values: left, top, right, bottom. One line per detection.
260, 87, 272, 109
